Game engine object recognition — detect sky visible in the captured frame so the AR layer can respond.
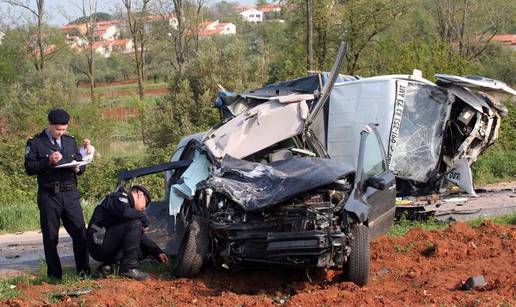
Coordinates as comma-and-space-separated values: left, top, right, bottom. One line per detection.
1, 0, 257, 26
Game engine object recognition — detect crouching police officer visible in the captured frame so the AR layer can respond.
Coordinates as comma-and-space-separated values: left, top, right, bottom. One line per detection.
24, 108, 90, 279
87, 185, 168, 280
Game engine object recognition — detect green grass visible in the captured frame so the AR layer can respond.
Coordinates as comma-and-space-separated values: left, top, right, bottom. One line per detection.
387, 214, 448, 237
472, 150, 516, 185
102, 140, 147, 160
0, 200, 97, 234
467, 212, 516, 228
0, 201, 40, 234
388, 212, 516, 237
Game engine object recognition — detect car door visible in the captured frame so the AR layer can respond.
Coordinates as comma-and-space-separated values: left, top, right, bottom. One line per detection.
355, 125, 396, 240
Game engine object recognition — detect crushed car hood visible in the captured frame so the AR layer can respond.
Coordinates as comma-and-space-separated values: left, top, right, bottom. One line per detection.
204, 94, 313, 160
204, 155, 354, 211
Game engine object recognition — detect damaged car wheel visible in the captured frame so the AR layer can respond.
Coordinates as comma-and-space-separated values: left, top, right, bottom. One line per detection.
344, 224, 370, 286
173, 215, 209, 278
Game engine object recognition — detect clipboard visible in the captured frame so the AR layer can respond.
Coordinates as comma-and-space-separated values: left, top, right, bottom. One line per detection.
55, 160, 91, 168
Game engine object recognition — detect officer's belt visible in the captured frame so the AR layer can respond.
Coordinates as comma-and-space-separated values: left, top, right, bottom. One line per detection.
40, 182, 77, 192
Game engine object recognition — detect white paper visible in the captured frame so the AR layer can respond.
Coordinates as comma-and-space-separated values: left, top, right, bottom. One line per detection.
55, 160, 90, 168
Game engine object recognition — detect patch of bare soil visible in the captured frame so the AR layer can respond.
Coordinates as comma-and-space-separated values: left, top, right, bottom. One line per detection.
80, 87, 169, 98
102, 106, 139, 120
3, 221, 515, 306
78, 79, 138, 88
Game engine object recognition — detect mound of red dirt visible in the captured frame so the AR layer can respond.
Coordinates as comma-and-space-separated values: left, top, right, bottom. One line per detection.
3, 222, 515, 306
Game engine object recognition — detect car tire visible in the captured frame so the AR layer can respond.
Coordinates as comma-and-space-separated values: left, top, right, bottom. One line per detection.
343, 224, 370, 286
173, 215, 209, 278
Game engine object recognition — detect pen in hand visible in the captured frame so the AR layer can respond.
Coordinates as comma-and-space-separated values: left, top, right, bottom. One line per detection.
49, 151, 62, 166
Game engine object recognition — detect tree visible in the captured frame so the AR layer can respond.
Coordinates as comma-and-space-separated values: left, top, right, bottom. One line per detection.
256, 0, 268, 9
71, 11, 111, 24
122, 0, 151, 100
142, 37, 268, 148
305, 0, 313, 71
432, 0, 514, 60
208, 1, 239, 21
152, 0, 208, 73
340, 0, 408, 74
0, 29, 30, 84
68, 0, 99, 100
1, 0, 46, 70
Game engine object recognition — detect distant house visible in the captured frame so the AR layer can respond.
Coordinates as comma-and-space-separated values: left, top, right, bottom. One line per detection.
93, 39, 133, 57
259, 4, 282, 14
110, 39, 133, 54
239, 9, 263, 23
198, 20, 237, 37
94, 24, 118, 41
66, 36, 88, 49
234, 5, 254, 13
146, 14, 178, 30
92, 41, 110, 57
33, 44, 57, 57
62, 23, 87, 35
491, 34, 516, 50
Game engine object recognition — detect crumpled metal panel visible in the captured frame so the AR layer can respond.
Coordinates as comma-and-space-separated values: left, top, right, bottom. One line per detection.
203, 98, 309, 160
169, 150, 210, 216
204, 155, 354, 211
389, 83, 449, 182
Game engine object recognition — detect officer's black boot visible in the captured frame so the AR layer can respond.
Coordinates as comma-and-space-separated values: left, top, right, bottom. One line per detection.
119, 219, 148, 281
93, 263, 114, 279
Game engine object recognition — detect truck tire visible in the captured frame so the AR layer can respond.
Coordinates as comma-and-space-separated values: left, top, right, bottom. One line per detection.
173, 215, 209, 278
343, 224, 370, 286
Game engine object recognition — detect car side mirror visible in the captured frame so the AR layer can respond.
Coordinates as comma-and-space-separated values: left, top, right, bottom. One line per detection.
365, 176, 386, 190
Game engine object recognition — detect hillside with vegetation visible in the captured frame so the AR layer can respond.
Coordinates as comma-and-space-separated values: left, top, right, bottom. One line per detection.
0, 0, 514, 232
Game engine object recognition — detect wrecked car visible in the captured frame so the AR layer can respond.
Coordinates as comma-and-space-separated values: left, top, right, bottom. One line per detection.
162, 44, 396, 286
117, 44, 397, 286
121, 43, 513, 285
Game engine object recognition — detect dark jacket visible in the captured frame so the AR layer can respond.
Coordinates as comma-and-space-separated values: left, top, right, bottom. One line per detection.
24, 129, 85, 190
88, 190, 163, 256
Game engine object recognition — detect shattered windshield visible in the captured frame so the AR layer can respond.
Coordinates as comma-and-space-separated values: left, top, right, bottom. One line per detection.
389, 82, 449, 182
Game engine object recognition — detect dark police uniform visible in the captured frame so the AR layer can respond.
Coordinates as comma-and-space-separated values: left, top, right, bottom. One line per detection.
87, 189, 163, 273
24, 129, 90, 279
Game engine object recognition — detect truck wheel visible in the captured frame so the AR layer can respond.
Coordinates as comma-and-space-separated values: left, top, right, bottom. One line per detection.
343, 224, 370, 286
173, 216, 209, 278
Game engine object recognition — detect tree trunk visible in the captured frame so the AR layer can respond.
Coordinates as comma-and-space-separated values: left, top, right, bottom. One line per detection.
306, 0, 314, 71
137, 43, 145, 100
36, 0, 45, 71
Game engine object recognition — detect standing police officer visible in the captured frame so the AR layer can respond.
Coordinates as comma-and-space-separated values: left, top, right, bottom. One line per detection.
24, 109, 90, 279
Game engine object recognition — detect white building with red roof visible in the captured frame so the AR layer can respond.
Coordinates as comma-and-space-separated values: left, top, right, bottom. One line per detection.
94, 24, 118, 41
239, 8, 263, 23
259, 4, 282, 14
198, 20, 236, 37
92, 39, 133, 57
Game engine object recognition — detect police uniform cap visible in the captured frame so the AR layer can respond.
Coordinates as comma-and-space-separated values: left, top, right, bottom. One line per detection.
130, 185, 152, 204
48, 108, 70, 125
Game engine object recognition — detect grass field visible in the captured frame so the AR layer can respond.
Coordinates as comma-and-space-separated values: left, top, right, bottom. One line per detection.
387, 212, 516, 237
0, 200, 96, 234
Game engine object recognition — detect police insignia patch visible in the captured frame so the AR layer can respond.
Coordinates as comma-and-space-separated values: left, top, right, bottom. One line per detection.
119, 197, 128, 204
25, 146, 31, 157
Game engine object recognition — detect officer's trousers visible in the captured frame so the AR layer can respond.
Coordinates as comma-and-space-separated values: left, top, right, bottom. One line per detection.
87, 219, 143, 272
37, 189, 90, 279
